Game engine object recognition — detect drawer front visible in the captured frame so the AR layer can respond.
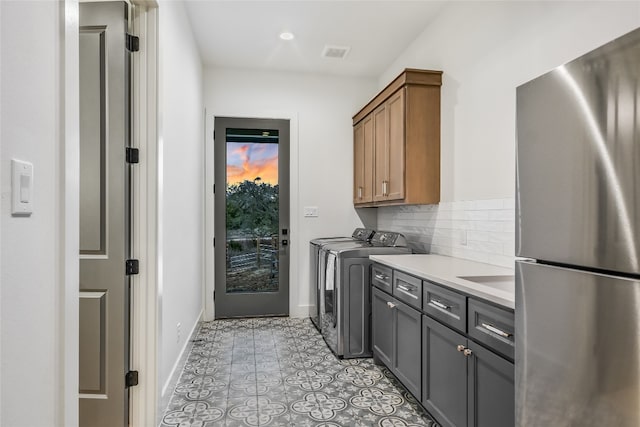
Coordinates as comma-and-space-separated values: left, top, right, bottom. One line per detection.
372, 264, 393, 293
468, 298, 515, 360
423, 281, 467, 334
393, 271, 422, 310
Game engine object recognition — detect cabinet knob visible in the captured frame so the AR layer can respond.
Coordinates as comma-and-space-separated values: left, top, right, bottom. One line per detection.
387, 301, 397, 309
456, 344, 465, 352
463, 348, 473, 357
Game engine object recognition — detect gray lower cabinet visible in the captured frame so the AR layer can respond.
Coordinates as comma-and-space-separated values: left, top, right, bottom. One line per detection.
422, 315, 467, 427
372, 287, 421, 398
467, 342, 514, 427
372, 287, 394, 367
371, 262, 515, 427
422, 315, 514, 427
393, 299, 422, 397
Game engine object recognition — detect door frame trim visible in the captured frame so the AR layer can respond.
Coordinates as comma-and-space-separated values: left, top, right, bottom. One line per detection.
61, 2, 80, 426
129, 2, 159, 427
205, 110, 300, 321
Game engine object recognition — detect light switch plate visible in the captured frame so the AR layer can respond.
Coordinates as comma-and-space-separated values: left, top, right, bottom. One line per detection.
303, 206, 319, 217
12, 159, 33, 216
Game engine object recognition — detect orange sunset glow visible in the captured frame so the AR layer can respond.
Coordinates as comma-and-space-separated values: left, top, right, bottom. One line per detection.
227, 142, 279, 186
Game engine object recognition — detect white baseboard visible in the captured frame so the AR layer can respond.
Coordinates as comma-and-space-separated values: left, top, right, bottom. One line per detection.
290, 304, 312, 318
158, 309, 204, 420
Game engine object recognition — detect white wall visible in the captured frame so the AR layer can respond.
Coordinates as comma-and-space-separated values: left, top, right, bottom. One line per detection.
380, 1, 640, 203
204, 68, 377, 318
376, 1, 640, 266
158, 0, 205, 400
0, 1, 76, 425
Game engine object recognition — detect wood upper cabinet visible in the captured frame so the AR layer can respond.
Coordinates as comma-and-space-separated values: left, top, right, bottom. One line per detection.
372, 104, 387, 201
353, 68, 441, 207
381, 88, 405, 202
353, 115, 373, 204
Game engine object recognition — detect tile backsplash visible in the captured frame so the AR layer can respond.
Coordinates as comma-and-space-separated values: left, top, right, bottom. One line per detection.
377, 198, 515, 268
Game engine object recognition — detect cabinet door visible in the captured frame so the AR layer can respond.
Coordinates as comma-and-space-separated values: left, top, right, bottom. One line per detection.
353, 115, 374, 204
393, 299, 422, 398
373, 104, 387, 201
385, 88, 405, 201
372, 288, 394, 367
353, 120, 365, 203
422, 316, 468, 427
467, 343, 514, 427
362, 115, 374, 202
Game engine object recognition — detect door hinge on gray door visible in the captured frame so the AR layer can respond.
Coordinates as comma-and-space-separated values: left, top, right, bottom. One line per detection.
126, 147, 139, 164
126, 34, 139, 52
125, 259, 139, 275
125, 371, 139, 388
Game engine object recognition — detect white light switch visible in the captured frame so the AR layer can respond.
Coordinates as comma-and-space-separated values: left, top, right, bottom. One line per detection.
12, 159, 33, 216
20, 174, 31, 202
303, 206, 319, 217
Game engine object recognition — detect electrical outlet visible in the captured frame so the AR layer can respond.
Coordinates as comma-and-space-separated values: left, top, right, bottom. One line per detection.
176, 322, 181, 343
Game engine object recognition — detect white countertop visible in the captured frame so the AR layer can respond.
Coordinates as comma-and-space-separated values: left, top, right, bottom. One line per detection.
369, 254, 515, 309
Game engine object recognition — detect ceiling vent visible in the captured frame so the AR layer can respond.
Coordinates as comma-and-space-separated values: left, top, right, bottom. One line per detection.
322, 45, 351, 59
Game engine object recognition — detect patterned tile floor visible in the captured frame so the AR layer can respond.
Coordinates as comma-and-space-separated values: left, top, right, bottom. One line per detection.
160, 317, 440, 427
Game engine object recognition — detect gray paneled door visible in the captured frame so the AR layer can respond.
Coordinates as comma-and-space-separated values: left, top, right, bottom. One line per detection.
79, 2, 132, 426
214, 117, 290, 318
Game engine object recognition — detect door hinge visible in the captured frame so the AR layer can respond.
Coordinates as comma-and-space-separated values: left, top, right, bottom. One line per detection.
126, 147, 139, 164
213, 290, 216, 301
213, 184, 215, 194
125, 371, 139, 388
126, 259, 139, 275
213, 237, 215, 247
126, 34, 140, 52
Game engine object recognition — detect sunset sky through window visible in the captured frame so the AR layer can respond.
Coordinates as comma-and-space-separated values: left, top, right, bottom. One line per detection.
226, 142, 279, 186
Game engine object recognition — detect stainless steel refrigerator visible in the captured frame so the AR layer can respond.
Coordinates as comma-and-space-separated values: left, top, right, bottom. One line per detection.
516, 27, 640, 426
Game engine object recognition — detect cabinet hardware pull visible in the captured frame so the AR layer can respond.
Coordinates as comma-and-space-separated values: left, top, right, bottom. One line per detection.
386, 302, 396, 309
456, 344, 465, 352
397, 284, 419, 299
431, 300, 451, 311
382, 181, 388, 196
481, 323, 512, 338
463, 348, 473, 357
358, 187, 363, 199
375, 273, 387, 280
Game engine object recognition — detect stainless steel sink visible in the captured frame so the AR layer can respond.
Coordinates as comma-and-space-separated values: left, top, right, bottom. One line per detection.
456, 275, 515, 291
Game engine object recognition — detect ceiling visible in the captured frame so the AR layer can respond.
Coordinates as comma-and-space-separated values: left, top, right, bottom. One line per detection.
184, 1, 447, 77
